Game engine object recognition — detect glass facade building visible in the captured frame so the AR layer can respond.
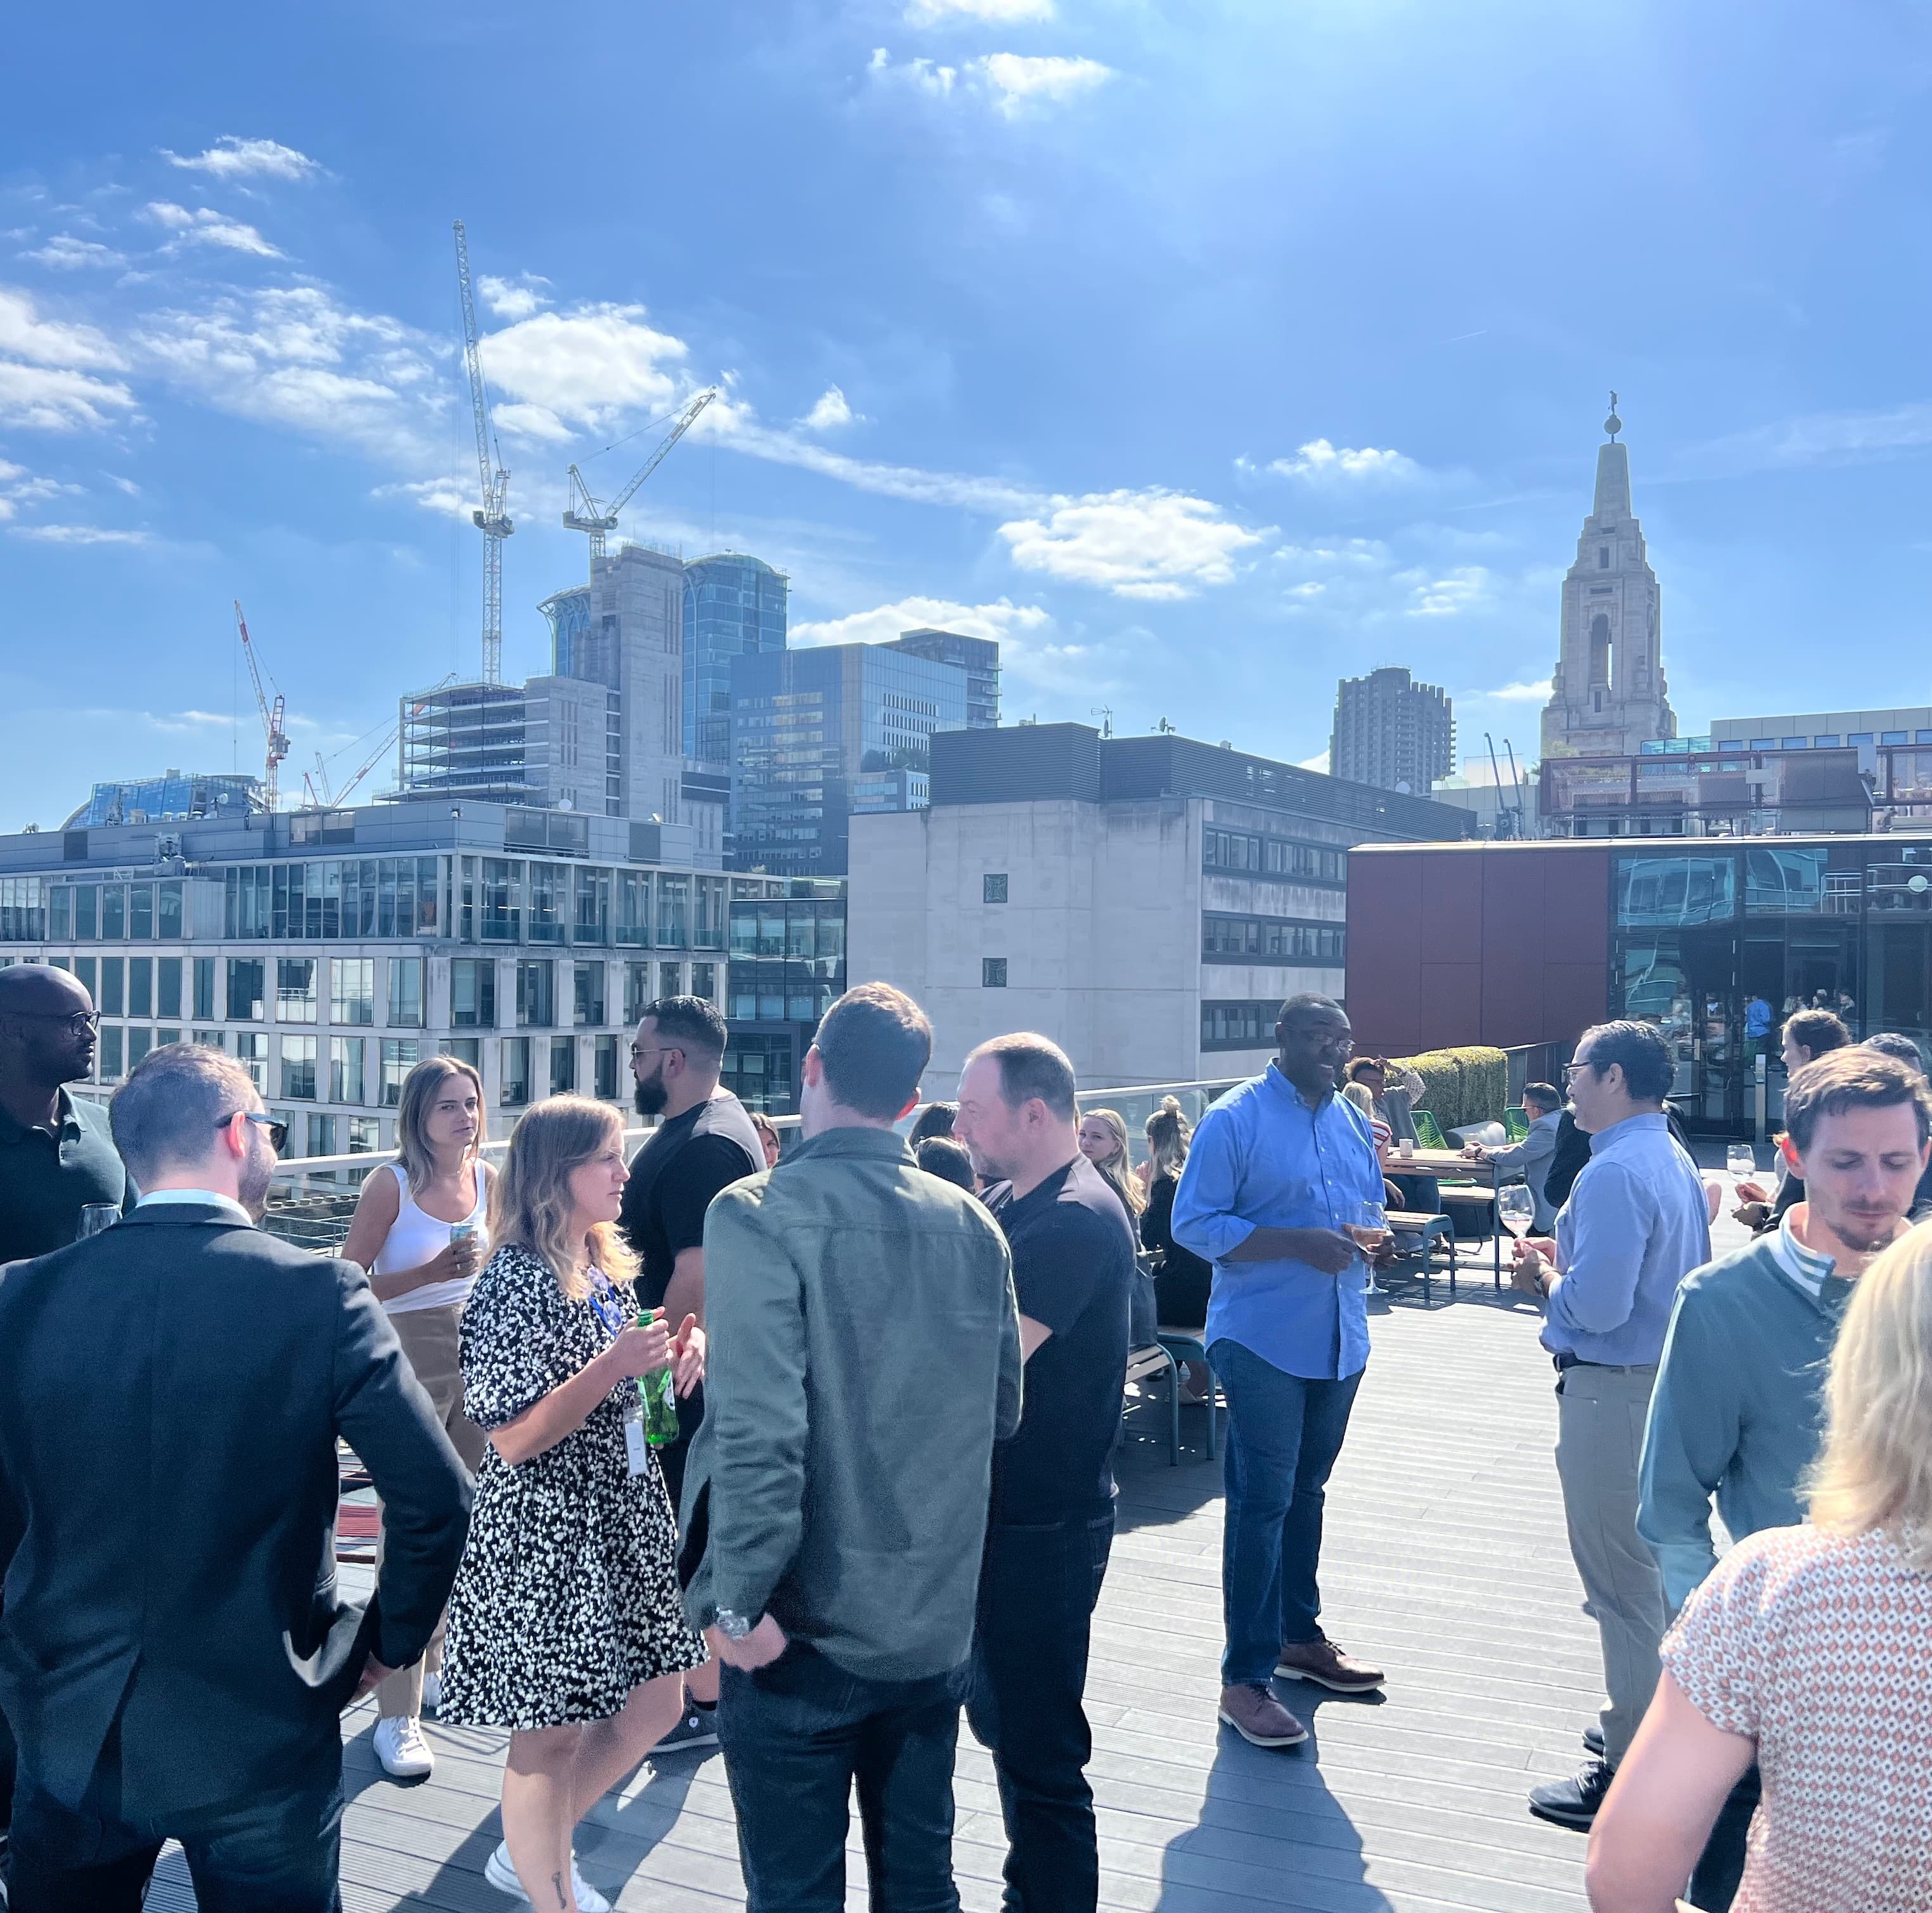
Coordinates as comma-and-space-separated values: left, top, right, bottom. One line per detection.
64, 773, 261, 829
683, 554, 787, 766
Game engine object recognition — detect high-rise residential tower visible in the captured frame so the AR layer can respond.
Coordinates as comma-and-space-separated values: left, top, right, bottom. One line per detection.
1329, 666, 1454, 794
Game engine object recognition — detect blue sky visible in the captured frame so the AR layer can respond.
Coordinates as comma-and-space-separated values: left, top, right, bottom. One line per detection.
4, 0, 1932, 827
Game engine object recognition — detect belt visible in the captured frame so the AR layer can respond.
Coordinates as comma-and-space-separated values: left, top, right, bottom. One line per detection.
1552, 1353, 1656, 1374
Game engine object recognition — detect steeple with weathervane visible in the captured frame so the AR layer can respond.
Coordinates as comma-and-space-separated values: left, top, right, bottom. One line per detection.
1539, 396, 1677, 759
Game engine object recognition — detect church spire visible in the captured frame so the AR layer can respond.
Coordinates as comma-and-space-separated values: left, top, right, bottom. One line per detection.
1593, 392, 1631, 519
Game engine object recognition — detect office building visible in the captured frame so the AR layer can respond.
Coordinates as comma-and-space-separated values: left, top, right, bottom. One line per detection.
892, 628, 1001, 729
850, 723, 1471, 1092
64, 773, 262, 830
721, 876, 848, 1113
683, 554, 788, 768
1330, 666, 1453, 794
730, 633, 992, 876
1348, 834, 1932, 1138
1541, 403, 1677, 759
1709, 708, 1932, 783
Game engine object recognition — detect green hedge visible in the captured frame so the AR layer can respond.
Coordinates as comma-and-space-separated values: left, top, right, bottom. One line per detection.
1393, 1045, 1509, 1131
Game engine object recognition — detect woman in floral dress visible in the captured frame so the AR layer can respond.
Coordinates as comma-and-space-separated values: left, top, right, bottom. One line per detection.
441, 1095, 707, 1913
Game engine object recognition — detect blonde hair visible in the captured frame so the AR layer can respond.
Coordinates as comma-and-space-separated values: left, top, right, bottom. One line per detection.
1805, 1223, 1932, 1573
1143, 1095, 1192, 1185
1081, 1107, 1143, 1217
395, 1053, 485, 1194
1342, 1081, 1377, 1121
489, 1095, 639, 1302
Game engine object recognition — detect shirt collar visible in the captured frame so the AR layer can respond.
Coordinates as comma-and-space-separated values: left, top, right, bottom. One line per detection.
1265, 1061, 1331, 1113
1771, 1208, 1836, 1299
783, 1125, 914, 1166
1586, 1110, 1668, 1154
0, 1085, 82, 1144
136, 1188, 256, 1228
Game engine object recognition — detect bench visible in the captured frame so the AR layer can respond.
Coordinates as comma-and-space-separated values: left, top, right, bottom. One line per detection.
1386, 1210, 1457, 1301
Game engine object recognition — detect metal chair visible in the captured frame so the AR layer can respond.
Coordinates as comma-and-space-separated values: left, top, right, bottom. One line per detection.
1504, 1105, 1530, 1142
1125, 1343, 1183, 1465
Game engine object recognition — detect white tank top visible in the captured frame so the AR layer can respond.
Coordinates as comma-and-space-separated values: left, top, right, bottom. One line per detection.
373, 1160, 487, 1315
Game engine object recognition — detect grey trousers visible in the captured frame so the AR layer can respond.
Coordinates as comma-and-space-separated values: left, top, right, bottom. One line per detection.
1553, 1361, 1665, 1767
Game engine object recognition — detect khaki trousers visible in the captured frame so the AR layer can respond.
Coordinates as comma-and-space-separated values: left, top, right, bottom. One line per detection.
375, 1303, 488, 1721
1553, 1360, 1665, 1767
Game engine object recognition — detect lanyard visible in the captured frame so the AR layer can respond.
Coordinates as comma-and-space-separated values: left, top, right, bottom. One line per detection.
585, 1268, 627, 1342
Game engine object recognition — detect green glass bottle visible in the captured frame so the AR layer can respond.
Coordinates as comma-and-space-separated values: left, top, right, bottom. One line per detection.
636, 1309, 681, 1448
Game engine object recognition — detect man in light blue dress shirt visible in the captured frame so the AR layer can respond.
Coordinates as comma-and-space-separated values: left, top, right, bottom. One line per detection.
1172, 995, 1394, 1751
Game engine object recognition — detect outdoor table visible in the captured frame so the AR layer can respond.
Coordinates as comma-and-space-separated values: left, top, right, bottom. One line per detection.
1387, 1149, 1505, 1285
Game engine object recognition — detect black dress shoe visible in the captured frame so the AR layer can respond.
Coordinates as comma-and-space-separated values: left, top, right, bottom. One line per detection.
1582, 1724, 1605, 1757
1528, 1758, 1616, 1830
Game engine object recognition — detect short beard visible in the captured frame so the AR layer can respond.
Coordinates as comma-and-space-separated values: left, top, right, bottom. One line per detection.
238, 1139, 275, 1221
634, 1071, 669, 1118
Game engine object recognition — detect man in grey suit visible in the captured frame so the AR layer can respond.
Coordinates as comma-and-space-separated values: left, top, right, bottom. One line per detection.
1467, 1081, 1563, 1231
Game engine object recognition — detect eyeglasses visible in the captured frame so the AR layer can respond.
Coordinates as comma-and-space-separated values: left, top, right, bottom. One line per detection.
629, 1042, 683, 1064
1562, 1060, 1599, 1083
11, 1009, 100, 1034
216, 1111, 289, 1154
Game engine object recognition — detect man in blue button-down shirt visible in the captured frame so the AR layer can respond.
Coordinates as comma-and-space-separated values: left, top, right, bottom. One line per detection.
1508, 1019, 1710, 1834
1172, 994, 1393, 1751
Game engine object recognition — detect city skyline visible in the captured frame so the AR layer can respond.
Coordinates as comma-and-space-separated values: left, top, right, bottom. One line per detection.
6, 3, 1932, 828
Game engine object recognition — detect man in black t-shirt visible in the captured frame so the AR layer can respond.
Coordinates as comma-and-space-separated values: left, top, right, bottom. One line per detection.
956, 1032, 1134, 1913
619, 995, 764, 1749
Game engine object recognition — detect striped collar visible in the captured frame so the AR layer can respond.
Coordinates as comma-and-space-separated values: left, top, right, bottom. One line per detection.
1772, 1209, 1836, 1299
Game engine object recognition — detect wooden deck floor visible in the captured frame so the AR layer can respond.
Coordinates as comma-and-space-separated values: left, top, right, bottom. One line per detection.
153, 1262, 1618, 1912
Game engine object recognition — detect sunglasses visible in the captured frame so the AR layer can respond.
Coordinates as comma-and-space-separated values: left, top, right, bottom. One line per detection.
216, 1111, 289, 1154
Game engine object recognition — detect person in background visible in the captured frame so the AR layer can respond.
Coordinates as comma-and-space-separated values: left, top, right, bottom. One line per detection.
683, 984, 1021, 1913
1346, 1056, 1439, 1213
0, 962, 127, 1881
1510, 1021, 1711, 1832
956, 1034, 1135, 1913
618, 996, 765, 1753
1636, 1047, 1929, 1910
439, 1097, 705, 1913
915, 1133, 979, 1195
1588, 1225, 1932, 1912
1172, 995, 1394, 1755
0, 1043, 470, 1913
748, 1111, 783, 1171
1077, 1108, 1144, 1221
1465, 1081, 1564, 1232
340, 1054, 493, 1782
908, 1100, 958, 1145
1855, 1031, 1932, 1222
1733, 1008, 1854, 1232
1742, 994, 1772, 1060
1140, 1098, 1211, 1331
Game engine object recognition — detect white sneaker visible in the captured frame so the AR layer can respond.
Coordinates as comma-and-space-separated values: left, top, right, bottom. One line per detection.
372, 1714, 434, 1780
421, 1670, 442, 1715
485, 1840, 610, 1913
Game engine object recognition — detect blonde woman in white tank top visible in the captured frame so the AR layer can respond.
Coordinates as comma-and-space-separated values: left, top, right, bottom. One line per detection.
341, 1054, 494, 1781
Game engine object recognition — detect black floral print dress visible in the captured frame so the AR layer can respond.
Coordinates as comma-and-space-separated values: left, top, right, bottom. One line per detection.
438, 1244, 705, 1730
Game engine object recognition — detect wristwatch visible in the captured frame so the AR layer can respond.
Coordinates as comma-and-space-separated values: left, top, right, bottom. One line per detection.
714, 1607, 754, 1641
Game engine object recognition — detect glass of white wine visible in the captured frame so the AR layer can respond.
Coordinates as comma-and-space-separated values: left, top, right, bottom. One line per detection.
1726, 1143, 1756, 1184
1350, 1197, 1390, 1296
1497, 1184, 1536, 1243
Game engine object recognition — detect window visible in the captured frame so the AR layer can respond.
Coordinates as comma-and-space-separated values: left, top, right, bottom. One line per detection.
624, 960, 653, 1024
276, 957, 318, 1023
100, 1026, 124, 1080
155, 1029, 181, 1051
595, 1033, 619, 1100
388, 956, 424, 1029
74, 885, 98, 939
516, 960, 555, 1027
100, 957, 125, 1017
443, 1036, 481, 1072
657, 873, 690, 948
280, 1036, 318, 1100
1201, 1001, 1277, 1050
128, 956, 153, 1018
73, 956, 96, 1004
982, 957, 1008, 988
194, 1029, 224, 1050
528, 862, 565, 944
330, 1036, 366, 1105
691, 960, 716, 1003
574, 961, 605, 1026
983, 873, 1009, 904
330, 958, 375, 1026
550, 1034, 577, 1095
307, 1114, 336, 1158
1752, 737, 1779, 750
127, 1028, 153, 1072
157, 956, 182, 1021
235, 1031, 266, 1090
1781, 736, 1808, 749
657, 961, 683, 998
1598, 546, 1609, 568
158, 880, 183, 939
615, 870, 652, 947
228, 958, 266, 1021
1815, 735, 1842, 749
193, 957, 216, 1021
380, 1039, 419, 1106
481, 858, 520, 943
48, 887, 70, 940
451, 958, 496, 1029
347, 1116, 380, 1153
102, 885, 125, 940
575, 866, 611, 946
500, 1036, 531, 1107
1850, 733, 1875, 745
1202, 914, 1346, 963
129, 884, 153, 940
1201, 828, 1345, 885
270, 1112, 296, 1158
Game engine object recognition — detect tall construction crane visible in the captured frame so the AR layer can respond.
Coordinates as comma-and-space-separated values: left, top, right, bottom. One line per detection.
453, 219, 513, 685
562, 387, 717, 570
233, 599, 290, 812
302, 673, 460, 811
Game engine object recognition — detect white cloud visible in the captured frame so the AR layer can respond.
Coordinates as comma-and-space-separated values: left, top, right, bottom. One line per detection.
1298, 750, 1331, 774
869, 48, 959, 96
792, 595, 1050, 648
0, 287, 126, 369
1483, 678, 1553, 702
1261, 437, 1420, 483
23, 235, 127, 271
801, 385, 858, 432
164, 137, 319, 181
478, 273, 551, 321
0, 286, 136, 429
477, 304, 686, 437
0, 459, 66, 521
974, 53, 1114, 115
998, 489, 1266, 598
906, 0, 1053, 20
8, 523, 150, 545
373, 476, 475, 520
143, 202, 281, 257
1403, 565, 1491, 616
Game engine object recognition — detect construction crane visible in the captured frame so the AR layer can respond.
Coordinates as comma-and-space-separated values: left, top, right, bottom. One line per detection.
302, 673, 460, 810
562, 387, 716, 570
233, 599, 290, 812
453, 219, 513, 685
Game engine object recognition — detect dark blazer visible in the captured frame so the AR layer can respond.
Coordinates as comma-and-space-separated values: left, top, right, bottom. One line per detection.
0, 1202, 472, 1819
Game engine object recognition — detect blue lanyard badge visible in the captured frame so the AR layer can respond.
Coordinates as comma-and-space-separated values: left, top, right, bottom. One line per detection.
586, 1270, 628, 1341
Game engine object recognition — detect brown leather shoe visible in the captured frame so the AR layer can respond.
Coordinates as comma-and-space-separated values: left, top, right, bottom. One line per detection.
1217, 1683, 1309, 1748
1275, 1630, 1384, 1693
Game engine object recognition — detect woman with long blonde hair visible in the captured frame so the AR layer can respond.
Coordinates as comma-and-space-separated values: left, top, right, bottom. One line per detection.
340, 1052, 493, 1779
1078, 1106, 1143, 1221
439, 1097, 707, 1913
1586, 1225, 1932, 1910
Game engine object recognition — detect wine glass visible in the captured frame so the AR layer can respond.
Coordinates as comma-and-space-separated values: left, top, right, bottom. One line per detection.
75, 1203, 120, 1240
1349, 1197, 1389, 1296
1498, 1184, 1536, 1242
1726, 1144, 1756, 1185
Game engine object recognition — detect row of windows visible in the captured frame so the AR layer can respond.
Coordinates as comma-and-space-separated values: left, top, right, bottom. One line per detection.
9, 879, 188, 943
1202, 828, 1346, 886
451, 957, 718, 1029
226, 860, 441, 941
1200, 1000, 1284, 1051
1202, 914, 1346, 963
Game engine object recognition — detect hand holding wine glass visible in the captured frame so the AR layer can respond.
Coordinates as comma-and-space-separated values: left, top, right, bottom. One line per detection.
1349, 1197, 1391, 1296
1498, 1184, 1536, 1241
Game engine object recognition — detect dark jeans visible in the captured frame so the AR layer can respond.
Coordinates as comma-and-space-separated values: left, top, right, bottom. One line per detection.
8, 1759, 344, 1913
1209, 1339, 1363, 1686
1687, 1765, 1760, 1910
1387, 1173, 1441, 1213
966, 1510, 1116, 1913
718, 1642, 965, 1913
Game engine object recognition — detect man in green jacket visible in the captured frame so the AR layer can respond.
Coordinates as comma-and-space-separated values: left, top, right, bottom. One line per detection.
679, 982, 1024, 1913
1639, 1045, 1931, 1910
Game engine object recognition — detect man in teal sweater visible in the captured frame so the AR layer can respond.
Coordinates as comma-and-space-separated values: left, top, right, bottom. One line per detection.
1639, 1045, 1931, 1909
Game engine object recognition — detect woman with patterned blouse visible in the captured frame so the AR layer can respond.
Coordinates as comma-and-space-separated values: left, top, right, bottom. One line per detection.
440, 1096, 707, 1913
1586, 1223, 1932, 1912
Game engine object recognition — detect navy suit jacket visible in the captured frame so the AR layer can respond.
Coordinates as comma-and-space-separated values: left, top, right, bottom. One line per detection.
0, 1202, 472, 1818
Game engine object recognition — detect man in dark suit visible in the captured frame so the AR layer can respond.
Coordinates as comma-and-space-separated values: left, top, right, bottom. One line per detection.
0, 1042, 472, 1913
